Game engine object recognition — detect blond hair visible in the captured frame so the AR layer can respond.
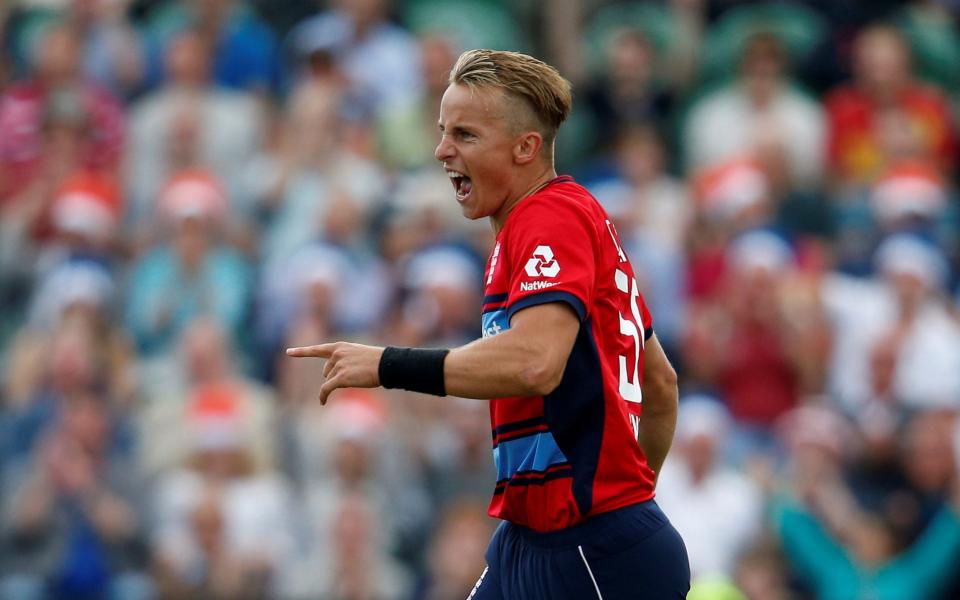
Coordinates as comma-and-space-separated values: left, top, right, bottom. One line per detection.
449, 49, 573, 156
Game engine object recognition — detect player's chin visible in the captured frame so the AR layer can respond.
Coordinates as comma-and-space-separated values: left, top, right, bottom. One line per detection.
458, 198, 486, 220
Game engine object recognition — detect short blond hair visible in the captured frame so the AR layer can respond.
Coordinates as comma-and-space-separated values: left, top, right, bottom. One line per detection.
449, 49, 573, 155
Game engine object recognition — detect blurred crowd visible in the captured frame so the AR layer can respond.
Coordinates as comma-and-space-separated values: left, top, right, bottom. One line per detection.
3, 0, 960, 599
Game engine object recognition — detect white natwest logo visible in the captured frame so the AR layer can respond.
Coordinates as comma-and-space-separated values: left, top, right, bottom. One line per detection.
524, 245, 560, 278
520, 280, 556, 292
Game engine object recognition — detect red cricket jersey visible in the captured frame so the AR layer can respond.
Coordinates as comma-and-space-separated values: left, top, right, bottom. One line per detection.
482, 175, 657, 532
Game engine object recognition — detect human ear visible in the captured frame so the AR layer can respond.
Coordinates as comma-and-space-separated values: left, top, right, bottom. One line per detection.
513, 131, 543, 165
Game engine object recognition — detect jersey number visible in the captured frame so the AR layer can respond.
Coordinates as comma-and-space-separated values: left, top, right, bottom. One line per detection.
606, 220, 643, 403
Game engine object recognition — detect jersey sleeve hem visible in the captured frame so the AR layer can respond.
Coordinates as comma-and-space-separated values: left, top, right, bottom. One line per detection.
644, 325, 653, 341
506, 291, 587, 322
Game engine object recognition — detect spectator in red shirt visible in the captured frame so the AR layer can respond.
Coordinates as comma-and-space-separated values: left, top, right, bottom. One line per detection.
0, 23, 125, 204
825, 25, 956, 187
683, 231, 804, 427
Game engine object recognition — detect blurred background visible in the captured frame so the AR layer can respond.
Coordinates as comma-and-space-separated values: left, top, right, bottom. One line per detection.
3, 0, 960, 598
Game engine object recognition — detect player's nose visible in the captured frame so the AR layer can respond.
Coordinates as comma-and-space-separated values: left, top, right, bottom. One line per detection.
435, 136, 455, 162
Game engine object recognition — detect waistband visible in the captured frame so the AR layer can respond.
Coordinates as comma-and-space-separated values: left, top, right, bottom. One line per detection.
508, 499, 670, 549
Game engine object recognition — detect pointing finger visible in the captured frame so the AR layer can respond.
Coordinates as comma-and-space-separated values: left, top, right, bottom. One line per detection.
286, 343, 338, 358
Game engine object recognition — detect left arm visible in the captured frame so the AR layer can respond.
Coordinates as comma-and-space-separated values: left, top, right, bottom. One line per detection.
637, 334, 678, 478
286, 302, 581, 404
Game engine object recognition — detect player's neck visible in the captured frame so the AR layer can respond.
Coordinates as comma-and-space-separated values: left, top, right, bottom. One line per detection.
490, 165, 558, 234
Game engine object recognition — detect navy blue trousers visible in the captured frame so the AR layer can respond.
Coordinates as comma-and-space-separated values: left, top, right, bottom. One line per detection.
469, 500, 690, 599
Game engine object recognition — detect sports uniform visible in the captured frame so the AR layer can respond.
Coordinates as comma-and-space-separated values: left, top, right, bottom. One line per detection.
471, 176, 690, 599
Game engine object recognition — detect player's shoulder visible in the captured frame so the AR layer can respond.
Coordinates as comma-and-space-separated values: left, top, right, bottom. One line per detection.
509, 176, 604, 227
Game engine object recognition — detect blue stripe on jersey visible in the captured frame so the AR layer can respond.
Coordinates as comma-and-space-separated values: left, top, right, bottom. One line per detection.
493, 430, 569, 483
507, 290, 587, 321
482, 308, 509, 338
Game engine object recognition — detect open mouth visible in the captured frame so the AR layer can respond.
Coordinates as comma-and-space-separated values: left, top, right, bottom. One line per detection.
447, 170, 473, 203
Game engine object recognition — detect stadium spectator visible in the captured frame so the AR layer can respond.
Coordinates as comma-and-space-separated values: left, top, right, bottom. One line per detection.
0, 170, 125, 360
141, 0, 281, 95
684, 159, 777, 302
385, 245, 482, 347
775, 403, 859, 528
733, 542, 794, 600
684, 31, 825, 187
268, 247, 358, 404
0, 22, 125, 317
822, 234, 960, 412
35, 171, 123, 275
683, 231, 819, 454
0, 393, 149, 600
377, 33, 458, 171
753, 134, 836, 243
287, 0, 422, 112
151, 383, 295, 599
2, 302, 136, 467
11, 258, 136, 406
0, 22, 125, 204
865, 159, 959, 267
306, 491, 411, 599
869, 160, 948, 233
582, 28, 674, 155
63, 0, 146, 99
0, 170, 122, 308
825, 24, 956, 186
4, 3, 147, 99
591, 126, 691, 253
125, 170, 253, 356
287, 395, 422, 597
126, 28, 264, 234
773, 422, 960, 600
251, 79, 385, 267
262, 242, 348, 344
413, 396, 496, 509
138, 318, 277, 477
899, 410, 959, 522
717, 232, 805, 426
657, 398, 763, 579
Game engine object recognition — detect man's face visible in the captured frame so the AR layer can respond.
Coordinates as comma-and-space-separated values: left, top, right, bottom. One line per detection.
855, 31, 910, 94
37, 27, 81, 83
166, 32, 211, 86
435, 84, 519, 221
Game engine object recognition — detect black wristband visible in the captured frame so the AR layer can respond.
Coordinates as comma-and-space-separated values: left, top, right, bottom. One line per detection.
378, 346, 450, 396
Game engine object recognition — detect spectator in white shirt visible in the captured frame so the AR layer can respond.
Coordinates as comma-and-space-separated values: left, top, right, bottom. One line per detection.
684, 32, 825, 188
657, 397, 763, 579
822, 234, 960, 412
